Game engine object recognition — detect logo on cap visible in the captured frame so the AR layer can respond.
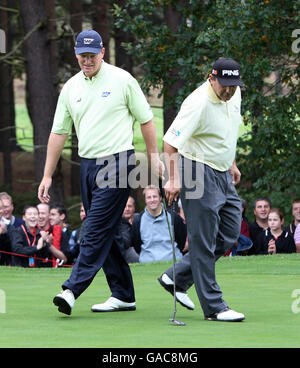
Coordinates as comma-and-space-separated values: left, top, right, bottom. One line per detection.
222, 69, 239, 76
211, 58, 244, 87
75, 30, 103, 54
84, 38, 94, 45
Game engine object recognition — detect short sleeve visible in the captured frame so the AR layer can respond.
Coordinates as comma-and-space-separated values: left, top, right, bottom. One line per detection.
163, 92, 204, 150
126, 76, 153, 124
51, 86, 73, 135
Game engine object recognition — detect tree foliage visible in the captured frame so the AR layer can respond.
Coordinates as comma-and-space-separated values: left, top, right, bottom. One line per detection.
0, 0, 299, 216
114, 0, 300, 214
113, 0, 218, 121
214, 0, 300, 213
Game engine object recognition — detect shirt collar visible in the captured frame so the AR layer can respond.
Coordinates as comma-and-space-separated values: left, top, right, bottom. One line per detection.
206, 79, 223, 104
23, 223, 40, 235
145, 205, 163, 219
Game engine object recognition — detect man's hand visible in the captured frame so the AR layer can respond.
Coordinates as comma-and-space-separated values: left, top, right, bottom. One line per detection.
37, 231, 49, 250
140, 120, 165, 179
47, 233, 53, 246
39, 230, 49, 242
151, 153, 165, 180
164, 179, 181, 206
163, 141, 180, 206
38, 176, 52, 203
37, 133, 68, 203
229, 162, 241, 185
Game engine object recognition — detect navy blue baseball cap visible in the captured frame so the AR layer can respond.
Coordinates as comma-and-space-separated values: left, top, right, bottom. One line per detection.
211, 58, 244, 87
75, 30, 103, 55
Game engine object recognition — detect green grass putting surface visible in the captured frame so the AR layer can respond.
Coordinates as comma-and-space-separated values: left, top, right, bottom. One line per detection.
0, 254, 300, 348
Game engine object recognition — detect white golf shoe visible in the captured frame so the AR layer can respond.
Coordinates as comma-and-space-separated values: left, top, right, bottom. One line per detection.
205, 308, 245, 322
91, 297, 136, 312
158, 273, 195, 310
53, 289, 75, 315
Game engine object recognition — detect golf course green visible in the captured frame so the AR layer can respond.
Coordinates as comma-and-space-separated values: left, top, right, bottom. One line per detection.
1, 254, 300, 348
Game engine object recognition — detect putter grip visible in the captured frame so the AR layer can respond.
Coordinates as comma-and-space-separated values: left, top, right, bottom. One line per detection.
159, 178, 166, 200
171, 201, 176, 213
159, 179, 176, 214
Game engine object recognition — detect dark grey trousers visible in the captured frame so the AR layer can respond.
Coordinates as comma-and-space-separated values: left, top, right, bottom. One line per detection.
166, 160, 241, 317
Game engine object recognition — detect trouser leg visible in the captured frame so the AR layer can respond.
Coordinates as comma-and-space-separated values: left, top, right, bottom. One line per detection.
180, 161, 241, 316
63, 186, 133, 300
165, 252, 194, 291
62, 152, 135, 302
102, 231, 135, 302
164, 229, 240, 293
215, 189, 242, 261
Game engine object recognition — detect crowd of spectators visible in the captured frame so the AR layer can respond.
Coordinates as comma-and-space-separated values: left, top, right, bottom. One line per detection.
0, 190, 299, 268
225, 197, 300, 256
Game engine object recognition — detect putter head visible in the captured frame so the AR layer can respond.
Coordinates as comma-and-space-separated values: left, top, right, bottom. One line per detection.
169, 318, 186, 326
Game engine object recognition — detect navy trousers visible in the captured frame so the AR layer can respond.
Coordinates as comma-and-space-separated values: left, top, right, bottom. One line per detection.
63, 150, 136, 302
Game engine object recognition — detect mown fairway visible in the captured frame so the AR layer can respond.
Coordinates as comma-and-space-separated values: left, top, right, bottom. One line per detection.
0, 254, 300, 348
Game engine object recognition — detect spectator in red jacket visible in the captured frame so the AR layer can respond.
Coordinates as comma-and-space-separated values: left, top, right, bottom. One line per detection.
37, 203, 70, 266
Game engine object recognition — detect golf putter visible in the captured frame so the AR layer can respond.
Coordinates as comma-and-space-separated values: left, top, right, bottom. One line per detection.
159, 180, 185, 326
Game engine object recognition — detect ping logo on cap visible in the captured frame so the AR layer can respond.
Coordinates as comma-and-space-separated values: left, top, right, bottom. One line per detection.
211, 58, 244, 86
222, 69, 239, 76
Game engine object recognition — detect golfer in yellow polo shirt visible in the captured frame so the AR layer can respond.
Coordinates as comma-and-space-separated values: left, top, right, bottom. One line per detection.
38, 30, 164, 315
158, 58, 246, 322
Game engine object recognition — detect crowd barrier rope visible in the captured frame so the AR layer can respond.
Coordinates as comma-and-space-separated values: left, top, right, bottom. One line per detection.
0, 250, 73, 268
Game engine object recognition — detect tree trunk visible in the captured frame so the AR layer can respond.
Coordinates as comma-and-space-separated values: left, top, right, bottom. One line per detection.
114, 0, 133, 73
114, 27, 133, 74
19, 0, 64, 204
69, 0, 82, 196
45, 0, 59, 88
92, 0, 110, 63
67, 0, 82, 75
45, 0, 65, 205
0, 0, 14, 189
162, 2, 185, 133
